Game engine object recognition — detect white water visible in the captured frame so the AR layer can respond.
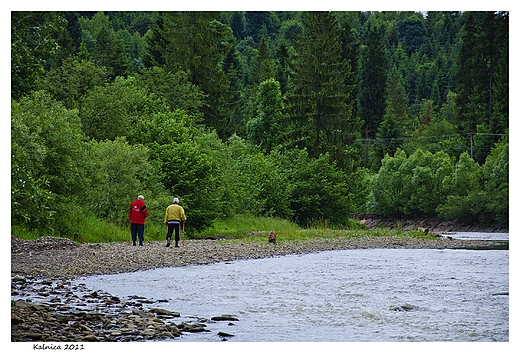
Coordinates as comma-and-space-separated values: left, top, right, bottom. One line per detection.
74, 233, 509, 342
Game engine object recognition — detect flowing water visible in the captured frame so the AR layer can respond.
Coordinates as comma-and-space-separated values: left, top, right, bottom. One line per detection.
73, 232, 509, 342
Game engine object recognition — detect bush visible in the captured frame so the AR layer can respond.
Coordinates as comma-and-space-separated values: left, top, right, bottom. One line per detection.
11, 92, 87, 231
437, 136, 509, 226
84, 137, 163, 226
274, 149, 354, 226
370, 148, 454, 216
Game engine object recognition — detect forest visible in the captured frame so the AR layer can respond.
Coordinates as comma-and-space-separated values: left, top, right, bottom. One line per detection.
11, 11, 509, 240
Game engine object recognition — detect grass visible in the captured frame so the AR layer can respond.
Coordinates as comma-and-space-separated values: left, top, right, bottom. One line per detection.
11, 214, 438, 244
196, 215, 301, 239
196, 215, 434, 244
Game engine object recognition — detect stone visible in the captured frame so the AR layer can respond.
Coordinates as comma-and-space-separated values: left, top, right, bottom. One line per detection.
390, 304, 416, 312
211, 315, 239, 321
218, 331, 235, 337
11, 315, 22, 325
149, 308, 180, 317
83, 334, 99, 342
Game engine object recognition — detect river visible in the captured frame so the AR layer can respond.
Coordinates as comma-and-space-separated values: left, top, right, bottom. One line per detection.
73, 232, 509, 342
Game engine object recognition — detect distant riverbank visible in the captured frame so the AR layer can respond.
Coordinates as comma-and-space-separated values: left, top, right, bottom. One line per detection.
352, 214, 508, 234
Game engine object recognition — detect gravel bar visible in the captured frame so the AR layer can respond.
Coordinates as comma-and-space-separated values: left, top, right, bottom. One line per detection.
11, 235, 506, 279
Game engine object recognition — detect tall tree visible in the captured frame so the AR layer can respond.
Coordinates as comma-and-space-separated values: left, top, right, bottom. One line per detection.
375, 66, 409, 161
229, 11, 246, 40
359, 23, 388, 139
222, 49, 247, 136
396, 17, 427, 56
287, 11, 359, 169
252, 35, 275, 83
490, 12, 509, 137
340, 18, 361, 131
244, 11, 277, 43
146, 12, 235, 138
40, 57, 109, 110
94, 26, 130, 78
456, 12, 491, 134
247, 78, 285, 153
11, 12, 67, 99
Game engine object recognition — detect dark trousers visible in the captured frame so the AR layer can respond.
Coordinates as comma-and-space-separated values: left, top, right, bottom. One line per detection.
130, 223, 145, 245
166, 221, 181, 244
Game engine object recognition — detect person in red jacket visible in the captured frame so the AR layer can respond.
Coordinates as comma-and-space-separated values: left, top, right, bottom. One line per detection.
128, 195, 148, 246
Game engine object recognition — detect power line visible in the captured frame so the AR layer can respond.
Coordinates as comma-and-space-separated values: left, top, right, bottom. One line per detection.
355, 132, 505, 143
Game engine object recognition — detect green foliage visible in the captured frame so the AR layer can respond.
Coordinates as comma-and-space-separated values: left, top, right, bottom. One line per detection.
437, 136, 508, 226
11, 92, 88, 231
396, 17, 426, 55
148, 12, 235, 137
456, 12, 508, 140
359, 23, 388, 139
436, 152, 483, 223
39, 57, 109, 110
135, 67, 206, 120
247, 78, 286, 153
11, 12, 68, 99
84, 137, 161, 225
481, 135, 508, 225
402, 118, 468, 157
372, 138, 508, 227
214, 135, 272, 217
370, 148, 454, 216
78, 12, 131, 78
287, 12, 359, 169
153, 140, 221, 231
142, 111, 225, 232
274, 149, 355, 226
79, 76, 167, 141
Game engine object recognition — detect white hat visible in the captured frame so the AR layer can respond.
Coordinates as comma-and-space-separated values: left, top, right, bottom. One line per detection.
138, 195, 144, 200
173, 198, 179, 204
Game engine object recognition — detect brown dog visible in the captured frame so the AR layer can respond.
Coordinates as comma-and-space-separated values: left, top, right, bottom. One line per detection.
268, 231, 276, 244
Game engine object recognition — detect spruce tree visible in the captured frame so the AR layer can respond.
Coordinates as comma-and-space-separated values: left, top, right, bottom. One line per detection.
456, 12, 490, 133
146, 11, 235, 138
287, 11, 359, 169
490, 12, 508, 137
359, 23, 388, 139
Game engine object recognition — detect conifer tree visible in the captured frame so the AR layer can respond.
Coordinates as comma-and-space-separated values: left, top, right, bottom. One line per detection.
145, 12, 235, 138
490, 12, 508, 137
287, 11, 359, 169
456, 12, 491, 133
359, 23, 388, 139
247, 78, 285, 153
375, 66, 409, 162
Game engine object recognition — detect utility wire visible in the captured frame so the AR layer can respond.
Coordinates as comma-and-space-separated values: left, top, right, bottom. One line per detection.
355, 132, 505, 143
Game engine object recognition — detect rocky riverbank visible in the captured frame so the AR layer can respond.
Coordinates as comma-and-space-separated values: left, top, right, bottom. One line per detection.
11, 233, 508, 342
11, 275, 232, 342
352, 214, 508, 233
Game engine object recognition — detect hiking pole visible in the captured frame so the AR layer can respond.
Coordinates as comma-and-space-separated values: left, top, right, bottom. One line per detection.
182, 222, 185, 248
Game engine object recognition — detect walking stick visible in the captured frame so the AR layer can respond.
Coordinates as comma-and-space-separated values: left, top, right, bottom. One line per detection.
182, 222, 185, 248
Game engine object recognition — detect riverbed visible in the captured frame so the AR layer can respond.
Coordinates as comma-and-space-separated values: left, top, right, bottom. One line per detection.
73, 232, 509, 342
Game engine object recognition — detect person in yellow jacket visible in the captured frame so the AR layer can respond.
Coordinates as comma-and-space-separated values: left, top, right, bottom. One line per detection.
164, 197, 187, 247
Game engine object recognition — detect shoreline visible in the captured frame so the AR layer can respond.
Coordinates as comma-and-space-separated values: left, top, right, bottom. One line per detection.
11, 234, 507, 279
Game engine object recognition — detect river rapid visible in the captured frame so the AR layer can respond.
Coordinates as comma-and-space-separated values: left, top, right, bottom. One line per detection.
73, 232, 509, 342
